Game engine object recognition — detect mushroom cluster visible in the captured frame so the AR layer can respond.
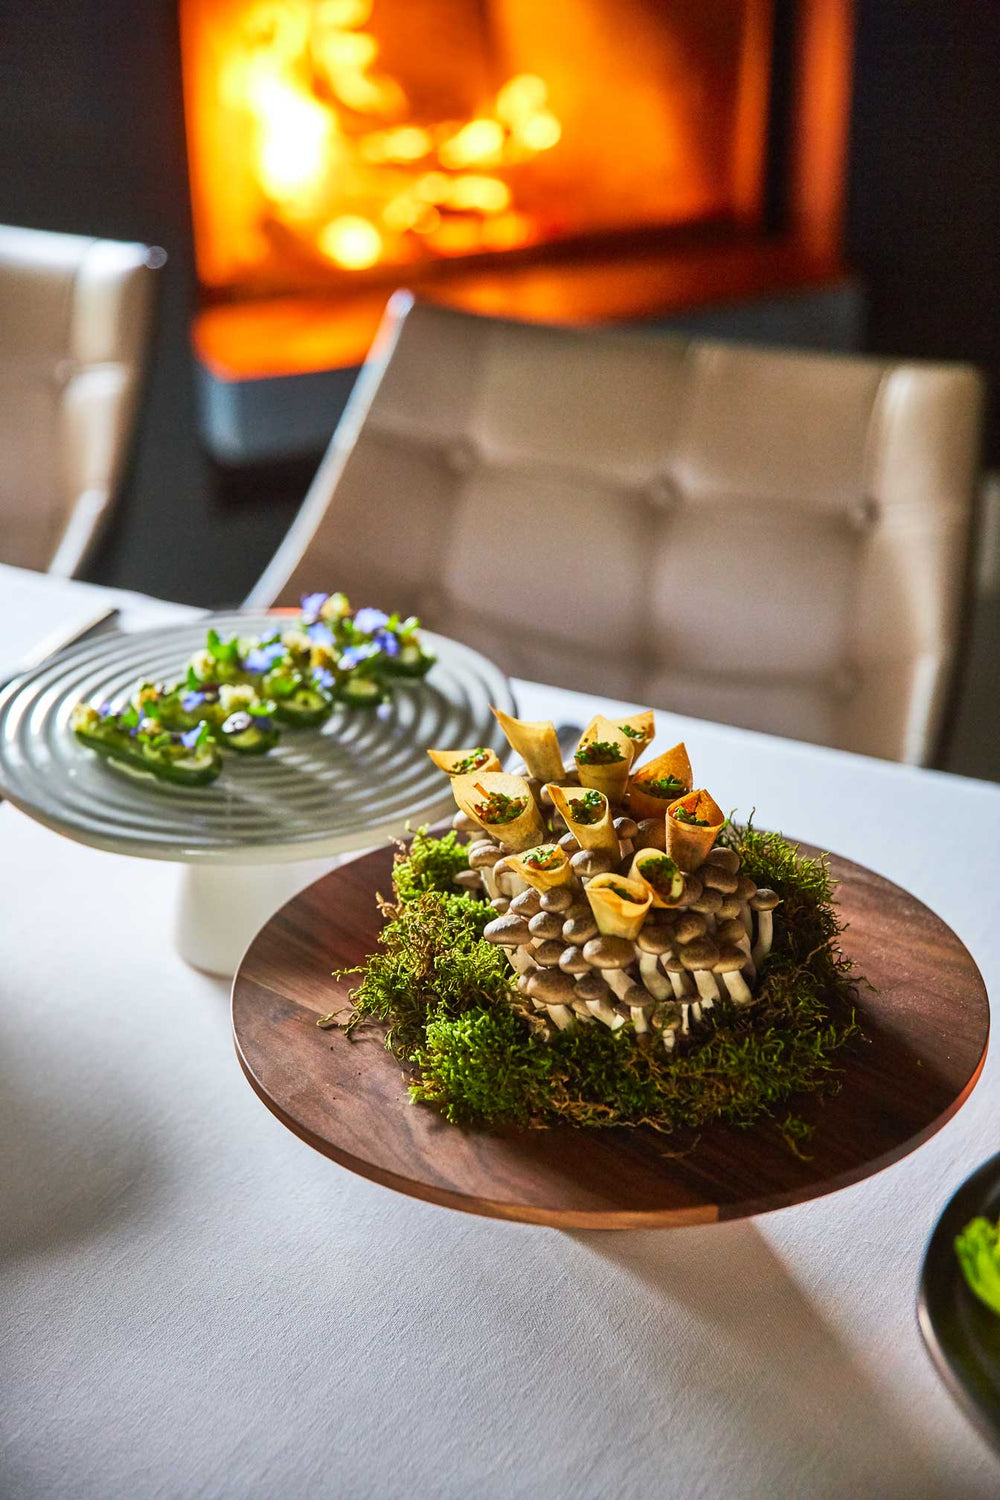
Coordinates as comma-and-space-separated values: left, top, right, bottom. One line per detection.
431, 709, 781, 1049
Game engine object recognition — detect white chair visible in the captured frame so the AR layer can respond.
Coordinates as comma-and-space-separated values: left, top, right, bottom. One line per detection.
248, 294, 985, 765
0, 225, 161, 577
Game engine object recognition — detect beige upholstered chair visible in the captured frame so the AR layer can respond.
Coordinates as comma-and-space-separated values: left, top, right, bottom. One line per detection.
0, 225, 161, 577
249, 295, 984, 765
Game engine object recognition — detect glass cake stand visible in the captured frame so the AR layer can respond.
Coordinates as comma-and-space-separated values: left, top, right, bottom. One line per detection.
0, 613, 513, 974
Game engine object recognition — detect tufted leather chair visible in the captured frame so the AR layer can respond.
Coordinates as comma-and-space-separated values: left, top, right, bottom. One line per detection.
0, 225, 161, 577
249, 294, 985, 764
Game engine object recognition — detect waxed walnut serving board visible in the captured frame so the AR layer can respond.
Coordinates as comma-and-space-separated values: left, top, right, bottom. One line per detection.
232, 843, 989, 1228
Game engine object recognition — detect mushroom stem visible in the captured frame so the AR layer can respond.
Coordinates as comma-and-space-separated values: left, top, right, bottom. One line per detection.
629, 1004, 650, 1033
481, 865, 500, 900
587, 997, 627, 1030
721, 970, 753, 1006
752, 910, 774, 966
546, 1004, 576, 1031
507, 947, 533, 975
603, 969, 635, 1002
637, 952, 672, 1001
693, 971, 720, 1005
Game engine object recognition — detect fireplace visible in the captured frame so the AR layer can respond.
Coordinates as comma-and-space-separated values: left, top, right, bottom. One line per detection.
181, 0, 853, 450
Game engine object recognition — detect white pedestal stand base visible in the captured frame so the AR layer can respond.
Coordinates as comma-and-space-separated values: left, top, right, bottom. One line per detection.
175, 856, 350, 976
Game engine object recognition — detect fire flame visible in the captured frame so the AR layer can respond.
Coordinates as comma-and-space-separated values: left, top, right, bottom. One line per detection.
215, 0, 561, 273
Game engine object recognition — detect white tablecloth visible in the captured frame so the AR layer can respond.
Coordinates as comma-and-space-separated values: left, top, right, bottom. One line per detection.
2, 571, 999, 1499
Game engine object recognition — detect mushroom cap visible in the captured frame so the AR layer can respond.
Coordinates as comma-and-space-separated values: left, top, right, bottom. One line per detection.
672, 912, 707, 944
573, 972, 610, 1003
623, 984, 655, 1010
453, 868, 485, 890
713, 942, 748, 973
635, 817, 667, 851
483, 913, 532, 945
509, 888, 543, 917
634, 925, 674, 955
515, 973, 532, 994
750, 887, 781, 912
539, 887, 574, 914
689, 887, 723, 914
680, 936, 720, 970
660, 952, 686, 974
716, 896, 741, 920
613, 816, 639, 840
491, 856, 517, 880
489, 896, 510, 914
675, 873, 703, 906
558, 832, 582, 855
704, 847, 740, 875
531, 939, 566, 967
528, 910, 564, 941
468, 843, 504, 869
715, 917, 748, 947
582, 934, 635, 969
527, 970, 576, 1004
570, 848, 615, 879
563, 912, 599, 945
452, 810, 483, 834
652, 1002, 682, 1032
735, 874, 758, 902
558, 945, 592, 975
701, 865, 739, 894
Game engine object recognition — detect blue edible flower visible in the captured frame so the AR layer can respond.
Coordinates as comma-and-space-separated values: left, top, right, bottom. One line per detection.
182, 690, 207, 711
306, 621, 335, 647
180, 725, 205, 750
353, 607, 389, 636
242, 642, 285, 674
339, 643, 379, 671
312, 667, 336, 691
372, 627, 400, 658
300, 592, 329, 623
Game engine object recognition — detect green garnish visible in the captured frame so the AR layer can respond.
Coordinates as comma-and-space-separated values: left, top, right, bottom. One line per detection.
620, 724, 644, 741
575, 740, 625, 766
450, 749, 491, 775
523, 845, 561, 870
602, 881, 640, 902
636, 775, 687, 800
567, 789, 606, 825
473, 790, 527, 825
673, 806, 710, 826
638, 855, 682, 898
338, 823, 862, 1135
955, 1216, 1000, 1315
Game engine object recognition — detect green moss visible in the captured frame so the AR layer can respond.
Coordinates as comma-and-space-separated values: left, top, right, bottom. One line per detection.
334, 822, 862, 1140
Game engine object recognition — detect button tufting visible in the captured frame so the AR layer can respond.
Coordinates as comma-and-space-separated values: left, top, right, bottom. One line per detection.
443, 440, 479, 476
644, 475, 679, 509
847, 496, 879, 531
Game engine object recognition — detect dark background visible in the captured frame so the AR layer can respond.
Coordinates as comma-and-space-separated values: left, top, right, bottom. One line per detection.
2, 0, 999, 609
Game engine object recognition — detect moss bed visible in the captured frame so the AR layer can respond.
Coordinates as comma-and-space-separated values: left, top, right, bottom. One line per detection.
325, 825, 862, 1148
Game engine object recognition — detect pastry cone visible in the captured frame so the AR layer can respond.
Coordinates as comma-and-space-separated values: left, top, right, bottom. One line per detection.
450, 771, 546, 852
615, 709, 655, 752
491, 707, 565, 783
584, 872, 652, 940
573, 717, 635, 804
427, 746, 502, 777
508, 843, 574, 893
629, 850, 685, 908
627, 742, 694, 822
546, 784, 619, 858
665, 789, 726, 871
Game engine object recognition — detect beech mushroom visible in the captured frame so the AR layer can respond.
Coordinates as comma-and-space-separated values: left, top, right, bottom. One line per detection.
704, 847, 740, 875
689, 887, 722, 918
573, 971, 626, 1031
613, 816, 639, 841
562, 909, 599, 945
452, 810, 483, 836
713, 943, 754, 1006
489, 896, 510, 914
672, 911, 707, 946
750, 888, 781, 966
558, 945, 592, 976
735, 874, 758, 936
558, 832, 582, 855
492, 856, 529, 899
571, 848, 615, 882
623, 983, 657, 1034
673, 873, 703, 908
582, 933, 638, 1009
509, 888, 543, 918
453, 868, 486, 892
483, 911, 534, 975
539, 887, 574, 914
526, 970, 577, 1030
716, 896, 742, 921
679, 936, 722, 1008
651, 1002, 683, 1052
660, 952, 695, 1001
468, 840, 504, 897
528, 910, 564, 942
715, 916, 755, 981
633, 927, 674, 1001
530, 939, 565, 968
701, 864, 739, 895
634, 817, 667, 852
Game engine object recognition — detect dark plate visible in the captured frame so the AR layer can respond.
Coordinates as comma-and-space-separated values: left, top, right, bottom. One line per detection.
918, 1151, 1000, 1452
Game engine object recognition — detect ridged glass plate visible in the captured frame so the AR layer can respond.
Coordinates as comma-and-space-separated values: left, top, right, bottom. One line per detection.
0, 612, 513, 864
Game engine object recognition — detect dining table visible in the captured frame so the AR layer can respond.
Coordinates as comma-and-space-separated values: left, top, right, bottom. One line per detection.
2, 563, 998, 1500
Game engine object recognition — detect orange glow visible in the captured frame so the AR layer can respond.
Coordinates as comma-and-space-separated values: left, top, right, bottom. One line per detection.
181, 0, 773, 299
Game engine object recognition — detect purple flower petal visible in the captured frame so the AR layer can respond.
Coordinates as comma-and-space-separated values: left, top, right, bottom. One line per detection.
182, 690, 206, 711
376, 702, 392, 722
242, 642, 285, 674
300, 592, 329, 623
373, 628, 400, 658
180, 726, 204, 750
353, 607, 389, 636
312, 667, 336, 691
306, 622, 335, 647
339, 643, 378, 671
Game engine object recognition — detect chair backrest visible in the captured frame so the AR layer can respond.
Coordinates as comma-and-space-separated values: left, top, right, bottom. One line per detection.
249, 295, 984, 765
0, 224, 160, 577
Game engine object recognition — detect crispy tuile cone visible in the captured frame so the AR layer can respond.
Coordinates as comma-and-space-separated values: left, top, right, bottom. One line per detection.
491, 707, 564, 782
584, 872, 653, 939
574, 716, 635, 803
626, 742, 694, 821
507, 843, 575, 893
451, 771, 546, 852
665, 789, 726, 871
629, 850, 685, 907
427, 746, 502, 777
615, 709, 655, 751
546, 784, 619, 858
